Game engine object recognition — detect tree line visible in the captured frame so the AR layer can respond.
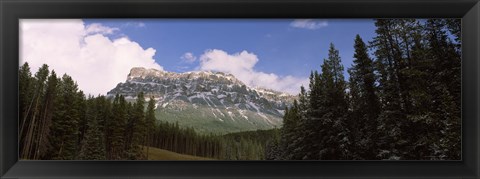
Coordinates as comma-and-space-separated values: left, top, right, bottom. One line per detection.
19, 63, 274, 160
19, 18, 461, 161
150, 121, 223, 158
19, 63, 154, 160
221, 129, 280, 160
272, 19, 461, 160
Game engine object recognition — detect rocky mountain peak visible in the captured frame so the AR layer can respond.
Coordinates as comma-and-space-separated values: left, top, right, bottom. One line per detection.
127, 67, 166, 80
108, 67, 296, 134
126, 67, 245, 87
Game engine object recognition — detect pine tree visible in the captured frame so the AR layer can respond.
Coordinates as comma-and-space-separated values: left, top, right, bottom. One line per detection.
303, 70, 322, 160
20, 64, 49, 159
94, 95, 112, 151
49, 74, 81, 160
19, 62, 34, 140
145, 96, 157, 159
398, 20, 437, 159
319, 43, 350, 159
77, 116, 106, 160
77, 96, 93, 153
280, 100, 300, 160
125, 92, 146, 159
423, 19, 461, 160
293, 86, 309, 160
74, 90, 87, 157
370, 19, 407, 159
368, 19, 461, 160
106, 94, 128, 159
34, 70, 59, 159
124, 101, 135, 158
347, 35, 380, 159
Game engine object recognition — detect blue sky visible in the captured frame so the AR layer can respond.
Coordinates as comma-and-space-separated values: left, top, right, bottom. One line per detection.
21, 19, 377, 95
84, 19, 376, 80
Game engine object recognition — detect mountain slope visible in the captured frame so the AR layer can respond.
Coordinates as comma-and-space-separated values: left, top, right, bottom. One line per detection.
107, 67, 296, 134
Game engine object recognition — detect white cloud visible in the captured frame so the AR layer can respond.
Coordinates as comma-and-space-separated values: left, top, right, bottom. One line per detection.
199, 49, 308, 95
180, 52, 197, 63
136, 22, 146, 28
86, 23, 119, 35
122, 22, 146, 28
290, 19, 328, 30
20, 19, 163, 96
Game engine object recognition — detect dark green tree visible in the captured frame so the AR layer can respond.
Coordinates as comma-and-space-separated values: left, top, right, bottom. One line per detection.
125, 92, 146, 159
20, 64, 49, 159
423, 19, 461, 160
105, 94, 128, 159
145, 96, 157, 159
49, 74, 82, 160
347, 35, 380, 159
77, 115, 106, 160
370, 19, 407, 159
318, 43, 350, 159
34, 70, 59, 159
19, 62, 34, 138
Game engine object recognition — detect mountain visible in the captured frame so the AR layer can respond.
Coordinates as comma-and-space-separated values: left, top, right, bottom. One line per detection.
107, 67, 296, 134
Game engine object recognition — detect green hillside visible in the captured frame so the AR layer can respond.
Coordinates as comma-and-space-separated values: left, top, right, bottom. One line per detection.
155, 102, 281, 134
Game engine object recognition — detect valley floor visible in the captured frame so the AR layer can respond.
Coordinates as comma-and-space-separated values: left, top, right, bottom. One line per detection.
142, 146, 215, 160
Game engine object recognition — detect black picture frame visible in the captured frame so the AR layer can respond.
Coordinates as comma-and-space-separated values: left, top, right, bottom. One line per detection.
1, 0, 479, 178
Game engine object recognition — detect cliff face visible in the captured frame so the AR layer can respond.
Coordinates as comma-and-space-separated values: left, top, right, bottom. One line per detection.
107, 67, 296, 134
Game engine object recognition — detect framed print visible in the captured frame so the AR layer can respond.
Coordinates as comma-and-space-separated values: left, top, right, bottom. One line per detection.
1, 0, 479, 178
14, 18, 463, 161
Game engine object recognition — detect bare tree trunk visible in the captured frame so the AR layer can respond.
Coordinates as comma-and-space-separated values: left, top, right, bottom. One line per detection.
34, 99, 50, 159
19, 92, 38, 144
146, 134, 150, 159
21, 96, 40, 159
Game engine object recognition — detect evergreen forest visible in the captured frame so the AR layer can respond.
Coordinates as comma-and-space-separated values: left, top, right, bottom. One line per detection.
19, 19, 461, 160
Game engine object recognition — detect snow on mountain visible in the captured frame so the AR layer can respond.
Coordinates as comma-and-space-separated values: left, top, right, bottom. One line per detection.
107, 67, 297, 134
